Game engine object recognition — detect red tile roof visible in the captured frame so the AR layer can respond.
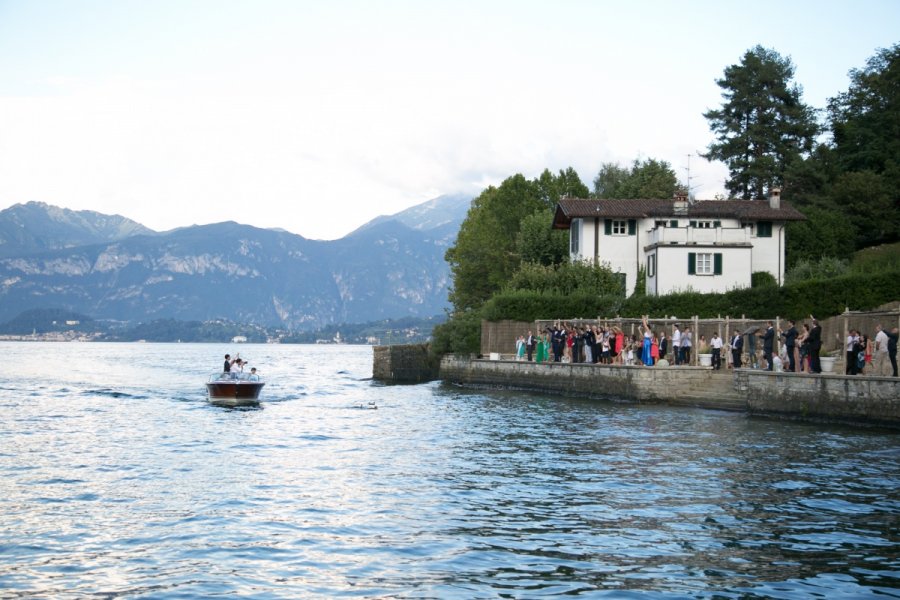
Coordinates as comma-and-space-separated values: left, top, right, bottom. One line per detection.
553, 198, 806, 228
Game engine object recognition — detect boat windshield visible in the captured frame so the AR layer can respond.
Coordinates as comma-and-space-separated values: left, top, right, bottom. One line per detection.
209, 372, 263, 382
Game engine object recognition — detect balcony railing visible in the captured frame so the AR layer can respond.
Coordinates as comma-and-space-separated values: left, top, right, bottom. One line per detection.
646, 226, 751, 246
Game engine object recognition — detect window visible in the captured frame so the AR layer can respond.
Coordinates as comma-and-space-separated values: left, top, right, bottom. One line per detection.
688, 252, 723, 275
570, 218, 580, 255
696, 252, 713, 274
647, 254, 656, 277
654, 220, 667, 228
756, 221, 773, 237
693, 220, 714, 229
605, 219, 637, 236
669, 219, 678, 228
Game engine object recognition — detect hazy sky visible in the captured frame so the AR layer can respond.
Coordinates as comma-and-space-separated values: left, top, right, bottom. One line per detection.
0, 1, 897, 239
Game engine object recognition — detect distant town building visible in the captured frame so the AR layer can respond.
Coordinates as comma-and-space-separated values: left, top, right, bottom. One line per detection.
232, 335, 248, 343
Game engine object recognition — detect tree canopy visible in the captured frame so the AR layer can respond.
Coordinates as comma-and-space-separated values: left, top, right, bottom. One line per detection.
592, 158, 679, 199
703, 45, 819, 200
445, 168, 588, 312
784, 43, 899, 260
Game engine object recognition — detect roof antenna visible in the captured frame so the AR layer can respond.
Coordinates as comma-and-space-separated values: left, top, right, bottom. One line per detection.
682, 153, 699, 204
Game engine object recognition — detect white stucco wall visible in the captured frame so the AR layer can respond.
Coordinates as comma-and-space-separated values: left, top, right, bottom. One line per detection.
568, 216, 785, 296
749, 224, 786, 284
654, 246, 752, 294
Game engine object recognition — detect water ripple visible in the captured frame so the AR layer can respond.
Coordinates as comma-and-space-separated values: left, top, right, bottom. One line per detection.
1, 342, 899, 598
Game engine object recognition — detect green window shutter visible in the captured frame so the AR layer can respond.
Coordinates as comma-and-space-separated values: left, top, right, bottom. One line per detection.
757, 221, 772, 237
714, 253, 723, 275
688, 252, 696, 275
713, 220, 721, 228
670, 219, 678, 228
628, 219, 636, 235
689, 220, 697, 228
604, 219, 611, 235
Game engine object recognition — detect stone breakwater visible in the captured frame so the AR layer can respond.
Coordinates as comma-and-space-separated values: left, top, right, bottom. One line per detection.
373, 344, 439, 383
439, 355, 900, 429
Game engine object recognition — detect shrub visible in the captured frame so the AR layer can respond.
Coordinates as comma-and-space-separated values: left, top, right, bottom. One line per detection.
785, 256, 849, 284
430, 310, 482, 356
505, 260, 624, 297
849, 241, 900, 275
751, 271, 777, 288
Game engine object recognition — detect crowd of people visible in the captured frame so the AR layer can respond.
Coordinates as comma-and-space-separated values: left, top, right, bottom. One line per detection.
842, 324, 899, 377
515, 317, 689, 368
512, 317, 899, 377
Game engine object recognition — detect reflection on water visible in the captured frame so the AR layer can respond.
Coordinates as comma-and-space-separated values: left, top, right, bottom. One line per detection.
1, 342, 899, 598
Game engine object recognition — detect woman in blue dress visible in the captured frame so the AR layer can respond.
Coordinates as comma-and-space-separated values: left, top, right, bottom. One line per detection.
641, 315, 653, 366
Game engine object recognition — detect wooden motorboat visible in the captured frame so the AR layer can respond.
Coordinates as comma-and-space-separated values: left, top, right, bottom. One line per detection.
206, 372, 265, 406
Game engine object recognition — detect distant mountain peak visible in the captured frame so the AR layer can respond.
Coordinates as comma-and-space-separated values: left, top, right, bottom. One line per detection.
349, 193, 472, 237
0, 201, 155, 257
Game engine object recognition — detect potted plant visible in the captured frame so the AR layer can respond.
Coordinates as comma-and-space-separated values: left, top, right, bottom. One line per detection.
820, 350, 839, 373
698, 341, 712, 367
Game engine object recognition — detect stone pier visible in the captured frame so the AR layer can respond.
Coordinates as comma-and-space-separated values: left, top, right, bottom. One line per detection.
439, 355, 900, 429
373, 344, 439, 383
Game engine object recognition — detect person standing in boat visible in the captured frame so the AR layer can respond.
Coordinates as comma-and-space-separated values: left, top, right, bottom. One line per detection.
224, 354, 234, 373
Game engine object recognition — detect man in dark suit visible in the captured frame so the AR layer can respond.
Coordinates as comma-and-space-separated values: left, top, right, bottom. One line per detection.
730, 331, 743, 368
762, 322, 775, 371
808, 316, 822, 373
526, 331, 535, 361
781, 320, 798, 372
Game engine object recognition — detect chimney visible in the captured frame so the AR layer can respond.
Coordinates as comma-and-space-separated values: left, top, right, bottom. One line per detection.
673, 189, 689, 213
769, 188, 781, 210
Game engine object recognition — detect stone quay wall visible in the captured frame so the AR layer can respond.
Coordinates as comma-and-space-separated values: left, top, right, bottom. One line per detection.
440, 355, 746, 411
738, 370, 900, 428
439, 355, 900, 429
373, 344, 439, 383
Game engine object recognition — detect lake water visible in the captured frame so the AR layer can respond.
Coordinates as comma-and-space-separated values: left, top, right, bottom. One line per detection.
1, 342, 899, 599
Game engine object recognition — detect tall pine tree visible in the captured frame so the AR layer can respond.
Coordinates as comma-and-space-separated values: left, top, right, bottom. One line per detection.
703, 46, 819, 200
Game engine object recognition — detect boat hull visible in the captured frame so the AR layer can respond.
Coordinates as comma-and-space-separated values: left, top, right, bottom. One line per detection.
206, 381, 265, 405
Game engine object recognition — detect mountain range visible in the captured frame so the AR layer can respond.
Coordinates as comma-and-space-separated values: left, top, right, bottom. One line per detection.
0, 195, 471, 329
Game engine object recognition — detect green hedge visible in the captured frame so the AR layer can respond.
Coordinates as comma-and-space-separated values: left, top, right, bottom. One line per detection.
485, 268, 900, 322
481, 290, 625, 322
624, 269, 898, 319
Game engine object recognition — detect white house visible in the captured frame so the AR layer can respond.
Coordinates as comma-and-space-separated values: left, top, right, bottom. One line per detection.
552, 190, 805, 296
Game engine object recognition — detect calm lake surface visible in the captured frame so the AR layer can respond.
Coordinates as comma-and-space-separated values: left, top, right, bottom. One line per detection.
1, 342, 899, 599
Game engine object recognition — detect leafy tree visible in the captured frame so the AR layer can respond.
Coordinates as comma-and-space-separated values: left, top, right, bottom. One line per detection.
593, 162, 630, 197
445, 174, 545, 311
592, 158, 679, 199
445, 168, 590, 312
785, 207, 854, 268
828, 43, 900, 175
535, 167, 590, 209
703, 45, 819, 200
829, 170, 895, 247
516, 209, 569, 266
826, 43, 900, 245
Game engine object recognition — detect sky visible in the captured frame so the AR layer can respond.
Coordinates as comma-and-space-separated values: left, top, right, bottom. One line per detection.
0, 1, 897, 240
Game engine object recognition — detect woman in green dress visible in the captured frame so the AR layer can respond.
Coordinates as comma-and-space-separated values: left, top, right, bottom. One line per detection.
536, 333, 548, 363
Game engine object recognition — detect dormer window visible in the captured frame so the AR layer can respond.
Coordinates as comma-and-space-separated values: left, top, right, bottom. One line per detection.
604, 219, 637, 236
